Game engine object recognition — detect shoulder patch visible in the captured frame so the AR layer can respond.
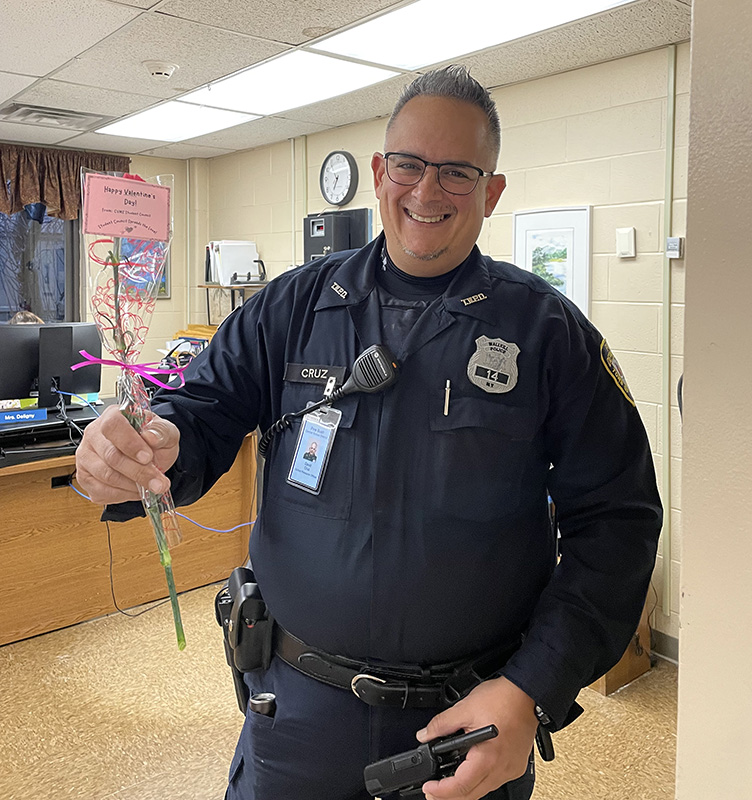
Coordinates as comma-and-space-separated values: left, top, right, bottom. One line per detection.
600, 339, 635, 406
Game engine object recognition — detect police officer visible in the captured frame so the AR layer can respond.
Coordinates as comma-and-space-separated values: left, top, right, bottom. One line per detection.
75, 66, 662, 800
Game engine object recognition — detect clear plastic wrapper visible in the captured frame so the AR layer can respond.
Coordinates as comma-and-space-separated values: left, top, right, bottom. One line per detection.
80, 170, 185, 649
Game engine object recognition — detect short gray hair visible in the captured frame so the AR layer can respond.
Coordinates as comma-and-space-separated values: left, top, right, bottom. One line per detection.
387, 65, 501, 161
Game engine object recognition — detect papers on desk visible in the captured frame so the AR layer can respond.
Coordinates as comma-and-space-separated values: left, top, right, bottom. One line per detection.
160, 337, 209, 358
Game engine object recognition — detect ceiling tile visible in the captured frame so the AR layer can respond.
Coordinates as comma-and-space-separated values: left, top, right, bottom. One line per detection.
0, 121, 79, 146
13, 80, 161, 118
157, 0, 406, 46
184, 116, 331, 151
53, 14, 288, 99
0, 0, 694, 155
0, 72, 37, 106
280, 74, 414, 127
0, 0, 141, 77
139, 142, 235, 158
59, 131, 167, 154
446, 0, 691, 90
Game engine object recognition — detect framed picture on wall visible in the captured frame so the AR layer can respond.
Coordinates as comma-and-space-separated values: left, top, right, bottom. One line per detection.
117, 240, 171, 300
513, 207, 591, 316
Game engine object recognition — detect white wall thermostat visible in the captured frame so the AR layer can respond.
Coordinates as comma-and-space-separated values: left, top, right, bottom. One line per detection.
666, 237, 685, 259
616, 227, 636, 258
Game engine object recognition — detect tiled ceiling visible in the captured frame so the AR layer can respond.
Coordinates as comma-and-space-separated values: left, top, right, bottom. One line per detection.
0, 0, 691, 160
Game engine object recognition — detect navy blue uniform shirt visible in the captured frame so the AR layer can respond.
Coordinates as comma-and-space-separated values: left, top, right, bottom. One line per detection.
108, 233, 662, 729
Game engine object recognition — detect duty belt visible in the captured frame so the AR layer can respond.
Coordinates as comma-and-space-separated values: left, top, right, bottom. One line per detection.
274, 626, 521, 710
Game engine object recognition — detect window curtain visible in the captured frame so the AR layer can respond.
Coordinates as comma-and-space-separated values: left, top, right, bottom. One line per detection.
0, 143, 129, 220
0, 144, 128, 321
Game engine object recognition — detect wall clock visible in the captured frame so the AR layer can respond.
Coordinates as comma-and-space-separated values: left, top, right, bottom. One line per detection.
319, 150, 358, 206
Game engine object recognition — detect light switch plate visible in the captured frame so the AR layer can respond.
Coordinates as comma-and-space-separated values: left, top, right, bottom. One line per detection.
616, 227, 636, 258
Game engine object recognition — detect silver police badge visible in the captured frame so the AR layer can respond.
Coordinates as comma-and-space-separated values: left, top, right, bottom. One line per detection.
467, 336, 520, 393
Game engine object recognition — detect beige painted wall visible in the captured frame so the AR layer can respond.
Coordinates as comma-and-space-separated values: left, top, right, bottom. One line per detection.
202, 45, 689, 646
676, 0, 752, 794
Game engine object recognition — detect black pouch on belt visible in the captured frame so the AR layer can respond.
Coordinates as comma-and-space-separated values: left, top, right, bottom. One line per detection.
215, 567, 275, 713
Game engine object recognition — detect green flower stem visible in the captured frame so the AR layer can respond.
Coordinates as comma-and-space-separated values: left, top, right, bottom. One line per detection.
122, 382, 186, 650
163, 563, 186, 651
108, 241, 128, 358
97, 228, 185, 650
146, 491, 186, 650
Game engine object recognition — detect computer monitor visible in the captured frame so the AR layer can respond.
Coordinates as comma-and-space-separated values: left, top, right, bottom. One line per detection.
0, 323, 42, 402
37, 323, 102, 409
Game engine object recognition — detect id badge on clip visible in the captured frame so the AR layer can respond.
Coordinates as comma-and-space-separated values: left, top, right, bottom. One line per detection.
286, 405, 342, 495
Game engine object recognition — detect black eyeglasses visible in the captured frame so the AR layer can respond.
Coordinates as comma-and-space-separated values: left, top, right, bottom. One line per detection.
383, 152, 494, 196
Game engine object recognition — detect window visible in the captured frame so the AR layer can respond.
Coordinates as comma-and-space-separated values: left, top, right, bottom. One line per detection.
0, 206, 80, 322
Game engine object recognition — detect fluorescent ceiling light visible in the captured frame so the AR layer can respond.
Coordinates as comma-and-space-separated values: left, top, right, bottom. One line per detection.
180, 51, 399, 116
313, 0, 635, 70
96, 101, 258, 142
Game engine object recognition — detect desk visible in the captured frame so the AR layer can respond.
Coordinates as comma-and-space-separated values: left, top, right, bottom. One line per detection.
198, 283, 267, 325
0, 399, 117, 468
0, 436, 256, 646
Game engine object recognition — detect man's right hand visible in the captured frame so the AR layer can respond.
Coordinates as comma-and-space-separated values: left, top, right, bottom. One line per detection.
75, 405, 180, 505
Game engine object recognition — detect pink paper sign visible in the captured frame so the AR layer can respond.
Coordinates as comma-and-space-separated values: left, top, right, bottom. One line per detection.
83, 174, 171, 241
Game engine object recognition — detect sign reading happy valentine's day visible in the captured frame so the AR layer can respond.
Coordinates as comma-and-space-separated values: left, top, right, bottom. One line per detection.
82, 173, 170, 241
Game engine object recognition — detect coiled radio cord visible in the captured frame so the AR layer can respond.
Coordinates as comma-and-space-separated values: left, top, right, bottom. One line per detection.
256, 345, 399, 459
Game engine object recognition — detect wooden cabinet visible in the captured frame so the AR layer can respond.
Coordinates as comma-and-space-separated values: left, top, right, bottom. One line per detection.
0, 437, 255, 646
590, 602, 652, 695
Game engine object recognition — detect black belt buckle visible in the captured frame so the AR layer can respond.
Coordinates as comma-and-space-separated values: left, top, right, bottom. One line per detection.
351, 673, 409, 708
351, 673, 446, 709
274, 627, 522, 712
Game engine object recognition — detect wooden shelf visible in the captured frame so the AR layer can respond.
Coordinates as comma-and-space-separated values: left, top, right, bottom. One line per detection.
197, 283, 267, 324
197, 283, 267, 290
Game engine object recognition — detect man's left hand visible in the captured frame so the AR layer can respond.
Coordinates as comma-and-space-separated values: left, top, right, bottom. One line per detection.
416, 676, 538, 800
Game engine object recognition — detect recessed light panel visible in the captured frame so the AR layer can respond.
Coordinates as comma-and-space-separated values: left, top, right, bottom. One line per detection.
313, 0, 636, 70
180, 51, 399, 116
97, 101, 258, 142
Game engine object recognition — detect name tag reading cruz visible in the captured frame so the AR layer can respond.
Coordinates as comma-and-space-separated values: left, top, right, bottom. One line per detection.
287, 405, 342, 495
284, 363, 346, 386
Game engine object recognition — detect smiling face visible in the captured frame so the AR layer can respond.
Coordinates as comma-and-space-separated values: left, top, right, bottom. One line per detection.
372, 95, 506, 277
